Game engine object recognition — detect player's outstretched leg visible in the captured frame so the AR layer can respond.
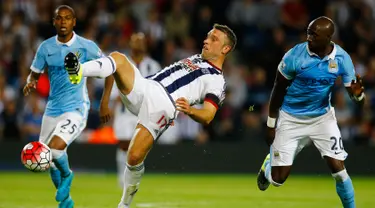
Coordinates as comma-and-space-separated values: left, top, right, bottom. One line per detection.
325, 157, 355, 208
118, 125, 154, 208
65, 52, 136, 95
49, 136, 74, 203
257, 154, 270, 191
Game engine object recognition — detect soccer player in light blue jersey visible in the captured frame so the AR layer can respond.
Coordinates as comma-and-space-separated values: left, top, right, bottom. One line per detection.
256, 17, 365, 208
23, 5, 108, 208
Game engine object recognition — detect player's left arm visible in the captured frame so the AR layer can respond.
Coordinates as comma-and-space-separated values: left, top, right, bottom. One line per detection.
176, 77, 225, 125
341, 53, 365, 106
87, 41, 115, 123
176, 97, 218, 126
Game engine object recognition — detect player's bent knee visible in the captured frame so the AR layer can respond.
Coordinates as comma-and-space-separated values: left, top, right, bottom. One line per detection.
48, 136, 67, 150
109, 51, 127, 66
127, 150, 146, 166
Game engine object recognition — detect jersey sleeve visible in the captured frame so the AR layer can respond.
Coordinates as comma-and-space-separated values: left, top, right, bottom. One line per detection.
86, 40, 104, 60
278, 49, 296, 80
341, 52, 356, 87
30, 43, 47, 73
204, 76, 226, 110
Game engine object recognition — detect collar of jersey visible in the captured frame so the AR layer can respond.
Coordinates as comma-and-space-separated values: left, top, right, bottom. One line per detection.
55, 32, 76, 46
306, 42, 337, 60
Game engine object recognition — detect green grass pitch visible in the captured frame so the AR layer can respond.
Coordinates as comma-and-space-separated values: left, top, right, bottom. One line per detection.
0, 172, 374, 208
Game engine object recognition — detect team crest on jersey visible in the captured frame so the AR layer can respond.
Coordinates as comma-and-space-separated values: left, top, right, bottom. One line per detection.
181, 58, 199, 72
328, 60, 338, 73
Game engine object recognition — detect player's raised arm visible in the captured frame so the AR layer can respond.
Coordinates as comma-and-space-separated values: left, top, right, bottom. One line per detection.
346, 74, 365, 106
341, 53, 365, 106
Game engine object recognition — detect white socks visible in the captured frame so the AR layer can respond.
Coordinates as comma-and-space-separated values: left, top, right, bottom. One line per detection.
82, 56, 116, 78
118, 162, 145, 207
116, 148, 128, 187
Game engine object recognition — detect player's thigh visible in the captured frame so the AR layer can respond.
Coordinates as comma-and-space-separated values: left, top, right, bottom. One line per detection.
39, 115, 58, 144
110, 52, 143, 95
137, 81, 176, 140
310, 118, 348, 162
51, 112, 86, 146
127, 124, 154, 165
271, 113, 311, 166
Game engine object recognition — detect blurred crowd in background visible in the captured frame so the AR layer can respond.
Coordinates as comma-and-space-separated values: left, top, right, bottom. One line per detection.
0, 0, 375, 146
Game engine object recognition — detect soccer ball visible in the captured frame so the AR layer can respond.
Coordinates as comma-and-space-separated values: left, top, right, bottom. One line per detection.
21, 141, 52, 172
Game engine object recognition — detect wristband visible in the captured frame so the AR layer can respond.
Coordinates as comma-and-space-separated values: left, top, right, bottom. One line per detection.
267, 116, 276, 128
354, 92, 365, 101
27, 74, 32, 83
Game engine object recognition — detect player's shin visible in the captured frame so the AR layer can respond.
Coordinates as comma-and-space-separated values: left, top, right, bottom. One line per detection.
332, 169, 355, 208
51, 149, 71, 177
117, 148, 128, 187
49, 162, 61, 189
82, 56, 117, 78
52, 149, 74, 202
118, 162, 145, 207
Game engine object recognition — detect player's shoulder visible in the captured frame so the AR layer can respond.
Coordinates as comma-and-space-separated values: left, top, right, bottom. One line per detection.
38, 36, 58, 50
333, 43, 351, 59
285, 42, 307, 58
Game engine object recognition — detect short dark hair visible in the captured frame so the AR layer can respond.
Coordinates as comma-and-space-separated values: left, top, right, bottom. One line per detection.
54, 5, 76, 18
213, 23, 237, 53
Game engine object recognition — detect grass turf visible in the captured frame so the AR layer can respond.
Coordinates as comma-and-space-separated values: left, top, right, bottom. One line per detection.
0, 172, 374, 208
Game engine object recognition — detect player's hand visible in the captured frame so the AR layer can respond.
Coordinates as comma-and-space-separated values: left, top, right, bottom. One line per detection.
23, 81, 37, 96
266, 127, 276, 147
176, 97, 192, 115
351, 74, 364, 97
99, 104, 112, 124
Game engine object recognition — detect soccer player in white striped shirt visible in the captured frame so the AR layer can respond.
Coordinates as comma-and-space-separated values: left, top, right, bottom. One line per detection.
64, 24, 237, 208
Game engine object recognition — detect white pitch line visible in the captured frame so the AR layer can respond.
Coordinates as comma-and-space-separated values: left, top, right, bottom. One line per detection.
136, 201, 213, 208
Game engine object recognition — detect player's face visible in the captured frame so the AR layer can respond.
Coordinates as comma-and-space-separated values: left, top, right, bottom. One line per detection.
307, 24, 330, 52
201, 29, 230, 60
53, 8, 76, 37
129, 34, 147, 54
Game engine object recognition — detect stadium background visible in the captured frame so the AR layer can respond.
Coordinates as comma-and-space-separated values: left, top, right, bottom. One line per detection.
0, 0, 375, 207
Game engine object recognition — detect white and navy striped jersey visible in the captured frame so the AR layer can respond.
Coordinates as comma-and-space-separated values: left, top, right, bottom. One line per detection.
147, 54, 226, 109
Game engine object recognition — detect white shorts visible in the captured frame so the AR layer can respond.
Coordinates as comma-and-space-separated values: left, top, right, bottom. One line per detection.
113, 103, 138, 140
271, 108, 347, 166
39, 112, 86, 146
119, 64, 176, 139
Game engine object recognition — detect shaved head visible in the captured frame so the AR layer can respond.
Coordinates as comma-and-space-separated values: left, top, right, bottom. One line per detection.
307, 16, 335, 56
308, 16, 335, 38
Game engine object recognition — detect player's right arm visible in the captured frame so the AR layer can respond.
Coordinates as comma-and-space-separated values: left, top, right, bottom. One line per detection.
266, 51, 295, 146
341, 52, 365, 106
24, 43, 46, 96
99, 75, 115, 124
